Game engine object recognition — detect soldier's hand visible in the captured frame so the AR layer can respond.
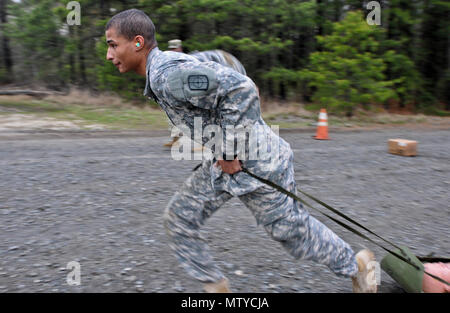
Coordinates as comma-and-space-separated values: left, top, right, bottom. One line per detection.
216, 158, 242, 175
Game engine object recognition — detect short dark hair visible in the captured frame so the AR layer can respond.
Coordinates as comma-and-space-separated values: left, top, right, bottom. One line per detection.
106, 9, 157, 47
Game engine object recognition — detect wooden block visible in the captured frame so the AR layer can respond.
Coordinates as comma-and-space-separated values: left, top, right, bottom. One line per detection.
388, 139, 418, 156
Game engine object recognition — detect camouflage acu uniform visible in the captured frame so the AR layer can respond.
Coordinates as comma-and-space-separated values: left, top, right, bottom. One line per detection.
167, 49, 247, 139
144, 47, 358, 283
190, 49, 247, 76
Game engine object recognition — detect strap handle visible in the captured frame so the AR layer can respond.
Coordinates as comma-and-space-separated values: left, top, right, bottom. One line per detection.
241, 167, 450, 287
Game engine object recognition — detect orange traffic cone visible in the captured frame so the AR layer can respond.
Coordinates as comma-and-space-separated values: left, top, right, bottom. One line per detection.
314, 108, 330, 140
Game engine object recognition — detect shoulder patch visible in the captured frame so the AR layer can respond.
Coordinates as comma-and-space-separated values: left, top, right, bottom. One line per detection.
167, 65, 218, 103
188, 75, 209, 91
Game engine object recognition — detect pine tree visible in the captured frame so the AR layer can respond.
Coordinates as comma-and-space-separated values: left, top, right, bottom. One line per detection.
0, 0, 13, 83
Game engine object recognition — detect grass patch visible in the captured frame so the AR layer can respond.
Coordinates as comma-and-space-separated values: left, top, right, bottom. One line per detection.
0, 97, 447, 131
422, 106, 450, 117
0, 99, 169, 130
0, 100, 64, 113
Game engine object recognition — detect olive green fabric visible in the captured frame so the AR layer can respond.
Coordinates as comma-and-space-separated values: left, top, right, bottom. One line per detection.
381, 246, 424, 293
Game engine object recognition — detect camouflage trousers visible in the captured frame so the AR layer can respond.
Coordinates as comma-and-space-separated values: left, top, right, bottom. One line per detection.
164, 162, 359, 283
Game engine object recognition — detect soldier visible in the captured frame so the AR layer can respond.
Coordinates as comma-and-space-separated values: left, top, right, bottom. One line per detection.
164, 39, 184, 147
105, 9, 377, 293
163, 39, 183, 148
190, 49, 247, 77
168, 39, 183, 53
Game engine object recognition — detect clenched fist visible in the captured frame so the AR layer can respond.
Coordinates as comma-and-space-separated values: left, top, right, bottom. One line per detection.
216, 158, 242, 175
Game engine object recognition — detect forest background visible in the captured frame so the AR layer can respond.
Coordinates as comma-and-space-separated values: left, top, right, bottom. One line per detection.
0, 0, 449, 117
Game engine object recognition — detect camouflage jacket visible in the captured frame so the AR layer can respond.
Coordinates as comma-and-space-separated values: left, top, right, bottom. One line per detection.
189, 49, 247, 76
144, 47, 294, 196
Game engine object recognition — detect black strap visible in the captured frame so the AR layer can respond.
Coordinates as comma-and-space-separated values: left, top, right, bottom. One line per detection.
418, 257, 450, 263
240, 167, 450, 287
192, 163, 202, 172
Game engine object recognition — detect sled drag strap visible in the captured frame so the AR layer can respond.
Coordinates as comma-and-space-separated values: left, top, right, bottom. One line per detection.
241, 167, 450, 287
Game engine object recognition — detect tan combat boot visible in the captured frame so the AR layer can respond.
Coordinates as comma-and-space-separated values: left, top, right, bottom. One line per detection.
352, 249, 378, 293
203, 278, 231, 293
164, 136, 180, 147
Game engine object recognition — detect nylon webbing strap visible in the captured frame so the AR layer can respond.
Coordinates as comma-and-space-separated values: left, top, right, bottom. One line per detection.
240, 167, 450, 287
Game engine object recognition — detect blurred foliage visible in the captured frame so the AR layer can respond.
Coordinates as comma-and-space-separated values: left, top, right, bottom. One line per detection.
0, 0, 448, 112
299, 11, 416, 115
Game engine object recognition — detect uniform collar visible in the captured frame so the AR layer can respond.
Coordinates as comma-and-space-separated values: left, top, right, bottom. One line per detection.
143, 47, 161, 98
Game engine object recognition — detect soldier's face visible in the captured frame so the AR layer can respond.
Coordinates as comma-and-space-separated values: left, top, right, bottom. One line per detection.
105, 27, 139, 73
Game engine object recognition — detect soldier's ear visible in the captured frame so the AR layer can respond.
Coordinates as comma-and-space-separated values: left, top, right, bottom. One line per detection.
134, 35, 145, 51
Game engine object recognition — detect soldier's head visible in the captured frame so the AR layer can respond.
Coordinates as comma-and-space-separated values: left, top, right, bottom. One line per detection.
105, 9, 157, 74
168, 39, 183, 53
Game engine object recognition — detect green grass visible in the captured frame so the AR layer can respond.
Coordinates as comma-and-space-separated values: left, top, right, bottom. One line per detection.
1, 99, 447, 131
0, 100, 169, 130
422, 106, 450, 117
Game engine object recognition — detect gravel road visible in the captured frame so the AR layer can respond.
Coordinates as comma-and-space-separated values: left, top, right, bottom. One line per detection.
0, 127, 449, 293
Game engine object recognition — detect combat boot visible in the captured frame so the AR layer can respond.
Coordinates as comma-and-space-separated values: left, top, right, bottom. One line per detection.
164, 136, 180, 147
203, 278, 231, 293
352, 249, 378, 293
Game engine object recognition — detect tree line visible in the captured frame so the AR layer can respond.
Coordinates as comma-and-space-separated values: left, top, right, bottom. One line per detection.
0, 0, 448, 115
